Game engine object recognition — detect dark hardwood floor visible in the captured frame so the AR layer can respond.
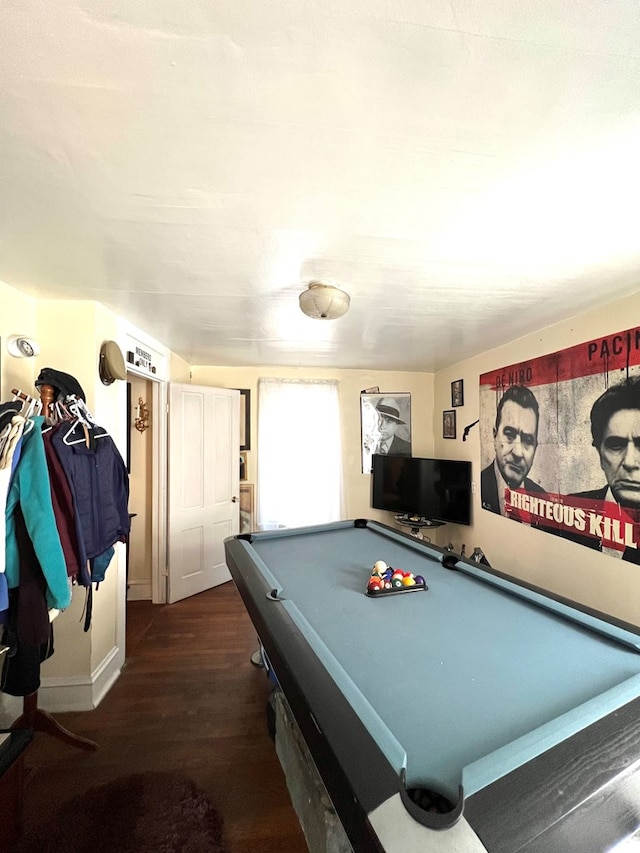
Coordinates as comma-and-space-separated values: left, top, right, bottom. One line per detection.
17, 582, 308, 852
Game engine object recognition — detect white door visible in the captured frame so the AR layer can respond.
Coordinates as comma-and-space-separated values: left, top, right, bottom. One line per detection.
167, 383, 239, 603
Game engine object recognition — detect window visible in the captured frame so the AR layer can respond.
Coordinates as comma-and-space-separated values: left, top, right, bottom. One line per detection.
257, 378, 344, 529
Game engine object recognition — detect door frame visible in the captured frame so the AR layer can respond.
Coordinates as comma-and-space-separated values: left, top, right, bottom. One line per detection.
126, 373, 168, 604
151, 379, 168, 603
136, 378, 238, 605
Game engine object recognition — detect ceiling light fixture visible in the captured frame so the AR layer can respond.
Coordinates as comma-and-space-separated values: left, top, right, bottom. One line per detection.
299, 281, 351, 320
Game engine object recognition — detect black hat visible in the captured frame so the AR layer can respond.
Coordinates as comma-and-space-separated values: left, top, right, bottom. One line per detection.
35, 368, 86, 402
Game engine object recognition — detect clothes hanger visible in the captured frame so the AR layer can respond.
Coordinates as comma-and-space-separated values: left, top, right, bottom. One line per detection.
61, 396, 92, 444
11, 388, 41, 419
41, 402, 66, 434
0, 421, 13, 457
9, 389, 38, 433
0, 390, 36, 459
62, 396, 109, 445
73, 398, 110, 439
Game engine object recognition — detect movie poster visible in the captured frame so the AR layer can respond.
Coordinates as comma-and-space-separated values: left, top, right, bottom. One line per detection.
480, 325, 640, 562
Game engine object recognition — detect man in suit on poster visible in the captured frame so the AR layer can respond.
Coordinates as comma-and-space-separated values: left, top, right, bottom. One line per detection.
564, 377, 640, 563
373, 398, 411, 456
481, 384, 545, 516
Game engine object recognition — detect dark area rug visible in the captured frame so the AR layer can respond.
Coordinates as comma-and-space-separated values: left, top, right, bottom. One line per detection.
17, 770, 226, 853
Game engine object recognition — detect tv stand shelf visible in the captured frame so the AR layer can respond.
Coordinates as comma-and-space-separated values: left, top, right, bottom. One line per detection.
394, 515, 444, 538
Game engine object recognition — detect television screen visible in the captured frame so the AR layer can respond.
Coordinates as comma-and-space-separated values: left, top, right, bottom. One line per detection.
371, 455, 472, 525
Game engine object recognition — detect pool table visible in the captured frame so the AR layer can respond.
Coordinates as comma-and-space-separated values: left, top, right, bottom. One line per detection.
224, 519, 640, 853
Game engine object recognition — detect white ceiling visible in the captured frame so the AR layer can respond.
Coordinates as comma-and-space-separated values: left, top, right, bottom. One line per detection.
1, 1, 639, 372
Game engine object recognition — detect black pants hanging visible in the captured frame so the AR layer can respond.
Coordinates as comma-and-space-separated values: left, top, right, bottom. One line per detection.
1, 505, 55, 697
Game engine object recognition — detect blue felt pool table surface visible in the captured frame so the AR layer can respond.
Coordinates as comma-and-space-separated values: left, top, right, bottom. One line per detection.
250, 522, 640, 799
225, 519, 640, 853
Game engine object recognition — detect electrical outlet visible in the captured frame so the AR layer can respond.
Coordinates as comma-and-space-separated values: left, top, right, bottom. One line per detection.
471, 481, 477, 494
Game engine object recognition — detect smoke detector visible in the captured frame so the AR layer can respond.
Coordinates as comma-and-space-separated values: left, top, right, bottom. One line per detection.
7, 335, 40, 358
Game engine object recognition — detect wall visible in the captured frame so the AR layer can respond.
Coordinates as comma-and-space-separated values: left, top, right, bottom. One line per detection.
0, 281, 38, 398
433, 290, 640, 628
190, 365, 434, 525
169, 351, 191, 383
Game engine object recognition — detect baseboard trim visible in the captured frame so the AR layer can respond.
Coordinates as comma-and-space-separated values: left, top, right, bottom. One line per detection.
127, 580, 152, 601
37, 642, 124, 713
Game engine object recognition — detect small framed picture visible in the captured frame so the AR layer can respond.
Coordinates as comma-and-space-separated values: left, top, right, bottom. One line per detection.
239, 483, 255, 533
451, 379, 464, 407
239, 451, 247, 481
443, 410, 456, 439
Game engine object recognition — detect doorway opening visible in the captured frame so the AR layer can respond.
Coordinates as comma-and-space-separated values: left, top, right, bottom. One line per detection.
126, 375, 168, 604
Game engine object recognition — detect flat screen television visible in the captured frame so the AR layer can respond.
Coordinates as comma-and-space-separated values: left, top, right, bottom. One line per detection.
371, 454, 472, 525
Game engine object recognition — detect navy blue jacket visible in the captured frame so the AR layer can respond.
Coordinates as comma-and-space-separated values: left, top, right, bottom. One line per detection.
51, 426, 130, 573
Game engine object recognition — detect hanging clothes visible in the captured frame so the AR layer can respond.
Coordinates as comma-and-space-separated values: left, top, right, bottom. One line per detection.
5, 415, 70, 611
1, 371, 131, 694
41, 427, 85, 585
0, 405, 26, 570
0, 404, 25, 627
1, 509, 55, 697
32, 367, 130, 587
51, 422, 130, 578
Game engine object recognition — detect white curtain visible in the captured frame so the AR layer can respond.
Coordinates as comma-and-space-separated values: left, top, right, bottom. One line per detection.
257, 378, 344, 529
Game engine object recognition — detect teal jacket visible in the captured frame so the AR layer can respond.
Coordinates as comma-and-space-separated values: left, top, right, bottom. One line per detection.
5, 416, 71, 609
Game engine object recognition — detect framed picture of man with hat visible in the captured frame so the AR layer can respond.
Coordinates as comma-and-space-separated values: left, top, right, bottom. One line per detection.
360, 392, 412, 474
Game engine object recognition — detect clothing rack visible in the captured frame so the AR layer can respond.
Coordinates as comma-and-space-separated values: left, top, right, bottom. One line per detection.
8, 384, 97, 752
11, 691, 96, 751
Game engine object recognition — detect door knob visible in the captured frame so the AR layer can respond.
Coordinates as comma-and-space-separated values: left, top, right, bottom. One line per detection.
232, 496, 238, 503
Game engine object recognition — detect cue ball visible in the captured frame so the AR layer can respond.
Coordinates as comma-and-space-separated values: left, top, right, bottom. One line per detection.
373, 560, 388, 574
